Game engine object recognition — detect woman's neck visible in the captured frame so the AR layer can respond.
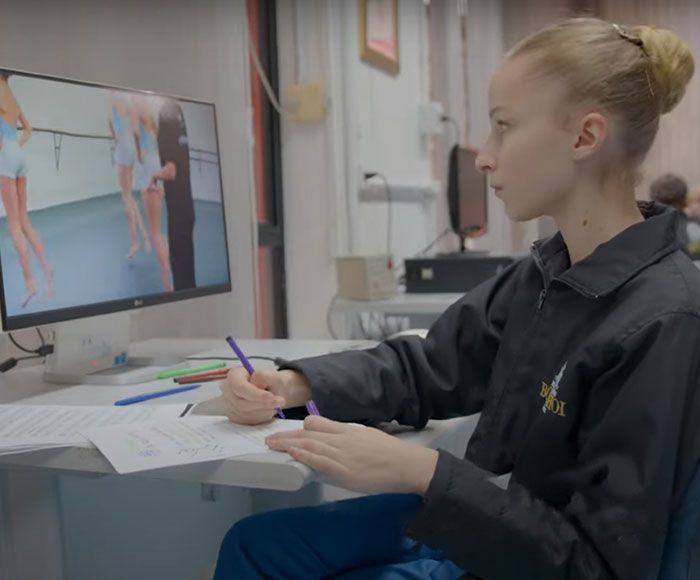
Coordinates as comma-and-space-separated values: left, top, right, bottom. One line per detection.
551, 179, 644, 264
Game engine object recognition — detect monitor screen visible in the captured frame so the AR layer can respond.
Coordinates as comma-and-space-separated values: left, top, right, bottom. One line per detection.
0, 68, 231, 331
447, 145, 488, 237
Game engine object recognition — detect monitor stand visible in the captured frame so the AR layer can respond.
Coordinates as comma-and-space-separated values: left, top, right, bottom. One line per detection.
43, 313, 187, 385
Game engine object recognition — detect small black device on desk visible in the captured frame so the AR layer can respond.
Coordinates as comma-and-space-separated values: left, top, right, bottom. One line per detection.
404, 254, 513, 293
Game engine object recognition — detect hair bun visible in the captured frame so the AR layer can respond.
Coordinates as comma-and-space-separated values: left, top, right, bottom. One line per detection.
634, 25, 695, 114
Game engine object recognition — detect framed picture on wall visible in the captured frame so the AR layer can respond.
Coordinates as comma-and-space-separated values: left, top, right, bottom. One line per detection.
359, 0, 399, 76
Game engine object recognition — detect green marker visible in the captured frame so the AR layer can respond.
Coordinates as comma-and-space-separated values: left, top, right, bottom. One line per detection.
157, 361, 226, 379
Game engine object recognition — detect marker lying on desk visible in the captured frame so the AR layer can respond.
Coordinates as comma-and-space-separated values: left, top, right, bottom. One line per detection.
114, 384, 201, 406
225, 336, 285, 419
173, 368, 230, 384
157, 362, 226, 380
175, 374, 229, 385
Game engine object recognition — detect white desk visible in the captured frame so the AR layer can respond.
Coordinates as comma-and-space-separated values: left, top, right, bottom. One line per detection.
0, 338, 479, 580
330, 291, 464, 339
332, 292, 463, 316
0, 338, 473, 490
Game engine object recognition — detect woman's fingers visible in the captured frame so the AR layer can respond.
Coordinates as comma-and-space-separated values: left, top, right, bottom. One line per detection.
302, 415, 353, 434
287, 446, 348, 482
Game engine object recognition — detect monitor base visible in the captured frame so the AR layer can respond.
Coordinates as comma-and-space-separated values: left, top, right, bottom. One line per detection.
42, 313, 187, 385
43, 356, 187, 386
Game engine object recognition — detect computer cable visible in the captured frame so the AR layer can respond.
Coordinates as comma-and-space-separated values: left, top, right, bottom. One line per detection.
326, 292, 340, 339
441, 114, 460, 145
8, 332, 36, 354
414, 227, 453, 257
1, 328, 54, 373
363, 171, 393, 269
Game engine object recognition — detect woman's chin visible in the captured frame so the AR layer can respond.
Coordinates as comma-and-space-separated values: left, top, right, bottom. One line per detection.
499, 196, 543, 222
503, 203, 529, 222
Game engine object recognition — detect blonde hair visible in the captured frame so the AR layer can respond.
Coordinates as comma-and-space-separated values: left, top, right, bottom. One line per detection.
507, 18, 694, 166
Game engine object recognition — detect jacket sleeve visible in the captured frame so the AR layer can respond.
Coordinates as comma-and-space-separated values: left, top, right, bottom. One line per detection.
406, 311, 700, 580
280, 261, 521, 427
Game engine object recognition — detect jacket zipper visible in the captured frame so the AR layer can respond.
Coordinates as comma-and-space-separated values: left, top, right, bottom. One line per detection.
484, 278, 548, 446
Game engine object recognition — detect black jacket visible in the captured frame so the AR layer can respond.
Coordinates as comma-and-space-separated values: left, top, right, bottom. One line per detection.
285, 203, 700, 579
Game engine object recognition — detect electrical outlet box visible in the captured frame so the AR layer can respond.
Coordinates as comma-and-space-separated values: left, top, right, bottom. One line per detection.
286, 82, 326, 122
335, 255, 397, 300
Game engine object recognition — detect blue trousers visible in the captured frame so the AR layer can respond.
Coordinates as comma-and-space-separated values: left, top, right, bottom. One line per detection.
213, 493, 465, 579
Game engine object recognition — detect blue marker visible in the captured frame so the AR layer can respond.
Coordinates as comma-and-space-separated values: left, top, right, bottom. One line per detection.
114, 384, 201, 406
226, 335, 285, 419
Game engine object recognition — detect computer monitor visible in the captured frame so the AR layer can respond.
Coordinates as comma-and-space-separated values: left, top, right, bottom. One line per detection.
447, 145, 488, 250
0, 68, 231, 382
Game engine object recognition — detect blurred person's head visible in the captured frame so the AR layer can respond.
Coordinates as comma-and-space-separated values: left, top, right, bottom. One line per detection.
649, 173, 688, 211
685, 187, 700, 218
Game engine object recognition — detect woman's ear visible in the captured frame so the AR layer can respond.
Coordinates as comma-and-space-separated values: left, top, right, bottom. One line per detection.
572, 112, 607, 160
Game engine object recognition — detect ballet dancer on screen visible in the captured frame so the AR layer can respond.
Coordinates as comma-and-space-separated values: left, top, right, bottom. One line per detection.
108, 90, 150, 260
0, 70, 53, 308
134, 94, 172, 292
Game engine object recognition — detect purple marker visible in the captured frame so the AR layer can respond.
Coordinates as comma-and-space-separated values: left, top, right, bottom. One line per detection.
306, 400, 321, 416
226, 336, 285, 419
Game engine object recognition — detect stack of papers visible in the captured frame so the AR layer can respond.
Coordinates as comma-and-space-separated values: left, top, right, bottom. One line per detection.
0, 404, 190, 456
0, 403, 307, 475
82, 417, 304, 474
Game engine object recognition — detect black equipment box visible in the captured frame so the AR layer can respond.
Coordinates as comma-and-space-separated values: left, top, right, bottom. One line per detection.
405, 254, 514, 293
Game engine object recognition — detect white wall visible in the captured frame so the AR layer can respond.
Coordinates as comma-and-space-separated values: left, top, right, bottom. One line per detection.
275, 0, 339, 340
280, 0, 439, 338
348, 0, 437, 261
279, 0, 565, 338
0, 0, 256, 345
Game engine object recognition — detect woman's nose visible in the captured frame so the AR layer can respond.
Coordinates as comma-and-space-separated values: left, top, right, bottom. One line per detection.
475, 150, 495, 174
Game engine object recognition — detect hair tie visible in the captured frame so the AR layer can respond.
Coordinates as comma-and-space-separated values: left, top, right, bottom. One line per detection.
611, 23, 655, 98
611, 23, 647, 54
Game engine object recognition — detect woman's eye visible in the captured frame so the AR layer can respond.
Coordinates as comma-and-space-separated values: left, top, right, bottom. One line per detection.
496, 120, 509, 131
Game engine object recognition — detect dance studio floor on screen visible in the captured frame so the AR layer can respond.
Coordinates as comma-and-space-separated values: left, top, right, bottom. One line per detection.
0, 192, 229, 317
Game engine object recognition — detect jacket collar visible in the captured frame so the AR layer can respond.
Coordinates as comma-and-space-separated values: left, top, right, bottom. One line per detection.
531, 202, 680, 297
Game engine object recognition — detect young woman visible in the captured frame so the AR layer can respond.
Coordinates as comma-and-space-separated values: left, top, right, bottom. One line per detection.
108, 90, 150, 260
133, 94, 172, 292
0, 70, 53, 308
217, 18, 700, 579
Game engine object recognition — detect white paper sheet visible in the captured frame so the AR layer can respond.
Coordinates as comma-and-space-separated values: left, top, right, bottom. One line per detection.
0, 404, 190, 454
82, 417, 304, 474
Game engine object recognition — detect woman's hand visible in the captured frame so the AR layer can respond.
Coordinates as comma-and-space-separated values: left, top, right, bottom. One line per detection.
266, 415, 439, 495
220, 367, 312, 425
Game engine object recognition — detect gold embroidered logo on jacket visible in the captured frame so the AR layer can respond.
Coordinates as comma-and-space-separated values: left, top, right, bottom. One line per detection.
540, 362, 567, 417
